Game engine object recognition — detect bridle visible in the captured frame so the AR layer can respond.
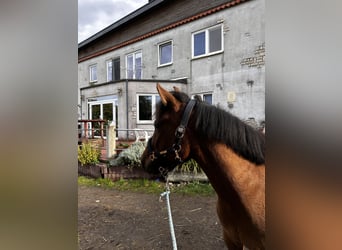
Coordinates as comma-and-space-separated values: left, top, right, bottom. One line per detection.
147, 99, 196, 166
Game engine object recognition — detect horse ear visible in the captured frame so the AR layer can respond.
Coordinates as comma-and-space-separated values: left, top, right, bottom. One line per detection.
156, 83, 181, 112
173, 86, 180, 92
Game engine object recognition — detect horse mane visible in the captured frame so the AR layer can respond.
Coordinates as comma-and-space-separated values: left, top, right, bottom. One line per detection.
171, 92, 265, 165
194, 101, 265, 165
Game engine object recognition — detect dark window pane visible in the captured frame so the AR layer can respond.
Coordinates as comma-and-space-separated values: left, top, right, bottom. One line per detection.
139, 96, 152, 120
209, 26, 222, 53
193, 32, 205, 56
103, 103, 113, 121
91, 104, 101, 136
102, 103, 113, 136
160, 42, 172, 65
113, 58, 120, 81
203, 94, 212, 104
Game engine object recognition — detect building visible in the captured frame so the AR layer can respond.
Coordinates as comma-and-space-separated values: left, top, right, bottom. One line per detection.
78, 0, 265, 139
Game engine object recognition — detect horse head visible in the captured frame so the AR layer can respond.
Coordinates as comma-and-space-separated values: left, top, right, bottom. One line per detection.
141, 83, 194, 176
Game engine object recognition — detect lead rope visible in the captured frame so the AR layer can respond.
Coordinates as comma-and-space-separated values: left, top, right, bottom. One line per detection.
159, 170, 177, 250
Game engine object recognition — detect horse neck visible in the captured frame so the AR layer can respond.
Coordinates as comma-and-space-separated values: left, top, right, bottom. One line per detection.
191, 140, 265, 228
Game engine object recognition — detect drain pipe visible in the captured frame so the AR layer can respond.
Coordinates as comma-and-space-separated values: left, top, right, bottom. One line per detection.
125, 79, 129, 139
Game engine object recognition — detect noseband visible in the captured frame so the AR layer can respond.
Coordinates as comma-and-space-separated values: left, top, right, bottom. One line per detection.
147, 99, 196, 165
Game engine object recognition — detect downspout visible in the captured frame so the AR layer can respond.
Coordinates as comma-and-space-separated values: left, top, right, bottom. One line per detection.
125, 79, 129, 139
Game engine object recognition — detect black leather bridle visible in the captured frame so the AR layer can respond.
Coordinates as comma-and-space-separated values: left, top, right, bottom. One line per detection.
147, 99, 196, 165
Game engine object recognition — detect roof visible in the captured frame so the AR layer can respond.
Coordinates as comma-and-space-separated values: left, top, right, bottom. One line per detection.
78, 0, 250, 62
78, 0, 167, 49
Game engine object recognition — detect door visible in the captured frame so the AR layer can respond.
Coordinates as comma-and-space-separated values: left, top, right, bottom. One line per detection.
89, 104, 101, 136
88, 96, 118, 137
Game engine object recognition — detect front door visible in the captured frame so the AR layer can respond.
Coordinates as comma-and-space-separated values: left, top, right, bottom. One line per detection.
88, 95, 118, 137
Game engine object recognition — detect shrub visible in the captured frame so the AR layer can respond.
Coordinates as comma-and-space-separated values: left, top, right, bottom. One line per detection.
176, 159, 202, 174
109, 141, 201, 173
78, 142, 100, 166
110, 141, 146, 168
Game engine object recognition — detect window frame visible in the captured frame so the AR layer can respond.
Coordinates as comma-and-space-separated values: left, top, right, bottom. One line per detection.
192, 24, 223, 59
126, 50, 142, 79
89, 64, 97, 83
136, 94, 160, 124
158, 40, 173, 67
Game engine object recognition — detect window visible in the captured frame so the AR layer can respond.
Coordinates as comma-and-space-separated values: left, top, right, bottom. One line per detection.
113, 57, 121, 81
126, 51, 142, 79
89, 64, 97, 82
192, 24, 223, 58
106, 60, 112, 82
192, 93, 213, 105
158, 41, 173, 66
137, 94, 160, 123
107, 58, 121, 82
203, 93, 213, 104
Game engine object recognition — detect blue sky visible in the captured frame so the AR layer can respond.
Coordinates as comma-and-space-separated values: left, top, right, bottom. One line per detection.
78, 0, 148, 43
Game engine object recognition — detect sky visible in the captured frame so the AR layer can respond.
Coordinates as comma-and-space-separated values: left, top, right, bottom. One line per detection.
78, 0, 148, 43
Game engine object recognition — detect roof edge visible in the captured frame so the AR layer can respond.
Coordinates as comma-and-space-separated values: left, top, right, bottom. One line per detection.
78, 0, 166, 48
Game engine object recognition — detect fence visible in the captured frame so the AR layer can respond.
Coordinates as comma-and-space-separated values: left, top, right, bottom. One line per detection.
78, 119, 106, 140
78, 120, 154, 159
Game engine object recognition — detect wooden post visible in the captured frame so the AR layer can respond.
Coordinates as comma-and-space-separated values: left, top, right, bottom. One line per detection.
100, 121, 104, 139
106, 121, 116, 159
84, 121, 88, 139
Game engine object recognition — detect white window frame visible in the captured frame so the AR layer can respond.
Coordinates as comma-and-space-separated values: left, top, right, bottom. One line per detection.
158, 40, 173, 67
192, 24, 223, 59
106, 60, 112, 82
89, 64, 97, 82
126, 51, 142, 79
136, 94, 160, 123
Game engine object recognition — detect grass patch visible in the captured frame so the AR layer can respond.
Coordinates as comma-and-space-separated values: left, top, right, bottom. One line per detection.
78, 176, 215, 196
171, 181, 215, 196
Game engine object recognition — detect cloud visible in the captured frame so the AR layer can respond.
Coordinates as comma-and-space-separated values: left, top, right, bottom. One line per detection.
78, 0, 148, 43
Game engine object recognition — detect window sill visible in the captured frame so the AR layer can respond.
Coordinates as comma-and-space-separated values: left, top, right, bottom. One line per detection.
136, 121, 154, 125
157, 62, 173, 68
191, 50, 223, 60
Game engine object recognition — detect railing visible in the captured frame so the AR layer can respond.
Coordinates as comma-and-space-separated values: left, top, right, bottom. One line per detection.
78, 119, 106, 140
78, 120, 154, 141
78, 120, 154, 159
115, 128, 154, 142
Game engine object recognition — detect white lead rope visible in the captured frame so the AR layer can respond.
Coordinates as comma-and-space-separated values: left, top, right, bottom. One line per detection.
160, 184, 178, 250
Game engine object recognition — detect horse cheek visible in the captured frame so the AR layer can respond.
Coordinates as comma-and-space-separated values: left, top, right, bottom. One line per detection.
140, 148, 150, 169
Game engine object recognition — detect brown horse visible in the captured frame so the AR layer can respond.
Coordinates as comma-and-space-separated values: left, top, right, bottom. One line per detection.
141, 83, 265, 250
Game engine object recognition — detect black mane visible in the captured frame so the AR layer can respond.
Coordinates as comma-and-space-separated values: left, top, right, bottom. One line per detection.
172, 92, 265, 165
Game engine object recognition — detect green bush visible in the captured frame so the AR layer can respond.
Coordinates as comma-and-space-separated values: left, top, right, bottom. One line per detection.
110, 141, 146, 168
109, 141, 201, 173
78, 142, 100, 166
176, 159, 202, 174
